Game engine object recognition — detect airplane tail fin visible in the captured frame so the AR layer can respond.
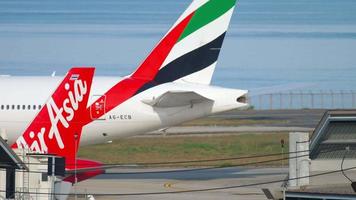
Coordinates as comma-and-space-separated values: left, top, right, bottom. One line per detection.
131, 0, 237, 85
12, 67, 95, 168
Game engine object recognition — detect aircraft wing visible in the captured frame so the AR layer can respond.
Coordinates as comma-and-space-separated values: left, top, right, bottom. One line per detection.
142, 90, 213, 108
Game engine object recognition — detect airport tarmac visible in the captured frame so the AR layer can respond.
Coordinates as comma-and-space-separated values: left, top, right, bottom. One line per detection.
72, 167, 288, 200
71, 109, 324, 199
204, 109, 325, 128
149, 125, 313, 136
147, 109, 323, 136
70, 109, 356, 200
71, 166, 356, 200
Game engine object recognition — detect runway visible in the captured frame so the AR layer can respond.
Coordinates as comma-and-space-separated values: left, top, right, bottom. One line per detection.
72, 167, 288, 200
147, 109, 323, 136
149, 125, 313, 135
218, 109, 325, 128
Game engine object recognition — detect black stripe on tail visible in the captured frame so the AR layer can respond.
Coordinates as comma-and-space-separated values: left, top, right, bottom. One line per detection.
135, 33, 226, 95
154, 32, 226, 84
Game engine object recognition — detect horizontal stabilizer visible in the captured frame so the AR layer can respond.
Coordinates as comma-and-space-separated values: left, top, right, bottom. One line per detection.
142, 90, 212, 108
64, 159, 104, 183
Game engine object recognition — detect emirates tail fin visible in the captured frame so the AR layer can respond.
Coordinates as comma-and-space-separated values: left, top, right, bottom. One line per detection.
131, 0, 237, 85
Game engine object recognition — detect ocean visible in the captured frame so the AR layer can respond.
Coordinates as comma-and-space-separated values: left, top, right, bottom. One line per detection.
0, 0, 356, 91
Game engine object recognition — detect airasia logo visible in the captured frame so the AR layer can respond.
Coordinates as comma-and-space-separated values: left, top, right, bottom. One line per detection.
16, 78, 88, 153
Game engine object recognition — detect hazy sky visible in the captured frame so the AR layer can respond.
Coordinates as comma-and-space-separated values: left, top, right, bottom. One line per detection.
0, 0, 356, 90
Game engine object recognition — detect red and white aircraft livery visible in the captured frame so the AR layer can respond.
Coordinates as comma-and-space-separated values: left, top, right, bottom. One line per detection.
0, 0, 248, 196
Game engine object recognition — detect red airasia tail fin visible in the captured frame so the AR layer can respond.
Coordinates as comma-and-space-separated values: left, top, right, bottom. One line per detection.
12, 67, 95, 168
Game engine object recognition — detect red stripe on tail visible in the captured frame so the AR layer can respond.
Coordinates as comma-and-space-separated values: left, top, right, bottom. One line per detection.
131, 12, 194, 80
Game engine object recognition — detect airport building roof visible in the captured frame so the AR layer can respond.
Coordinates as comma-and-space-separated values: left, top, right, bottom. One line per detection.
286, 191, 356, 200
310, 110, 356, 159
0, 137, 27, 169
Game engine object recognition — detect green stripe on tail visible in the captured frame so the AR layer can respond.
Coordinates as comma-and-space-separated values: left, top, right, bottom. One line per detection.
178, 0, 236, 41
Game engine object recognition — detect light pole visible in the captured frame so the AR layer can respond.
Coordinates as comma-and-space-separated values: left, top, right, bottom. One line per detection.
74, 133, 78, 200
280, 139, 285, 167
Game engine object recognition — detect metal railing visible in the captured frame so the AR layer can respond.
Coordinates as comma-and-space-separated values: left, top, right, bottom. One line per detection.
249, 90, 356, 110
15, 188, 51, 200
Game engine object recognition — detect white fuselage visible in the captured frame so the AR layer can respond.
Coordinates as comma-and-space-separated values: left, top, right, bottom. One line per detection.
0, 76, 248, 146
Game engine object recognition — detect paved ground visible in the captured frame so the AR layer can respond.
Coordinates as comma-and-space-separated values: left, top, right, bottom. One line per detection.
72, 167, 288, 200
209, 109, 326, 128
70, 166, 356, 200
149, 126, 313, 136
147, 109, 324, 136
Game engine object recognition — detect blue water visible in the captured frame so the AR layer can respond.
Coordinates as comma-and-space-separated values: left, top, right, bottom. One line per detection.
0, 0, 356, 91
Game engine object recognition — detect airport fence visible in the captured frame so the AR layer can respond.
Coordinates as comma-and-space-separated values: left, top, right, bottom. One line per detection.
249, 90, 356, 110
